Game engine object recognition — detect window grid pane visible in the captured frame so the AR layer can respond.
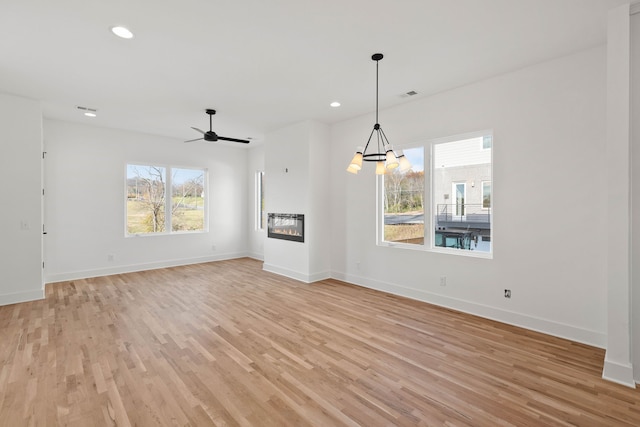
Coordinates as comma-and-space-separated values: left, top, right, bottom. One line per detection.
171, 168, 205, 232
126, 164, 166, 234
433, 136, 492, 253
382, 147, 425, 245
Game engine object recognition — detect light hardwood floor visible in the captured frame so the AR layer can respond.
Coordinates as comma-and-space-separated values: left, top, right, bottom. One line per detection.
1, 258, 639, 426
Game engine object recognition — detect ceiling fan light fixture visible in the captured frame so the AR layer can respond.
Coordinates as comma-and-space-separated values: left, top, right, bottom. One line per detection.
347, 53, 411, 175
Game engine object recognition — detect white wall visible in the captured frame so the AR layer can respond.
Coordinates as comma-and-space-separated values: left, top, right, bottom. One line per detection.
631, 9, 640, 382
247, 145, 265, 260
44, 119, 249, 282
330, 46, 609, 347
307, 122, 331, 279
0, 93, 43, 305
604, 3, 634, 388
263, 120, 331, 282
263, 122, 311, 279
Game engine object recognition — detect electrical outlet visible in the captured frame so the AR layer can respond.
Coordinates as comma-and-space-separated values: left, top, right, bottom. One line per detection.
440, 276, 447, 286
107, 254, 115, 262
356, 261, 361, 271
212, 245, 216, 251
504, 289, 511, 298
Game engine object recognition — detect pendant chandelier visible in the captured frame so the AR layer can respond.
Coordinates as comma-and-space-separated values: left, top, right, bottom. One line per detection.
347, 53, 411, 175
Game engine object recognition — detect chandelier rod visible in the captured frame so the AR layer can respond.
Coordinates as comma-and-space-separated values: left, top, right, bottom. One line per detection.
375, 55, 379, 125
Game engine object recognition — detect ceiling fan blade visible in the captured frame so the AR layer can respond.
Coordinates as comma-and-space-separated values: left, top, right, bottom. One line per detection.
191, 127, 206, 135
217, 135, 251, 144
184, 137, 204, 143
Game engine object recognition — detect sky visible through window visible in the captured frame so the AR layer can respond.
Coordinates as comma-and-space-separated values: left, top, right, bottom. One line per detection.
403, 148, 424, 172
125, 165, 203, 185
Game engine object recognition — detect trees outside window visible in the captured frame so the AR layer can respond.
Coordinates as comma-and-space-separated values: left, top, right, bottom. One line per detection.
126, 164, 206, 235
171, 168, 205, 232
127, 165, 166, 234
382, 147, 424, 245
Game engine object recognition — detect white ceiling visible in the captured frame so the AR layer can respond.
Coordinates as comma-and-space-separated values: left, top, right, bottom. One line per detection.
0, 0, 629, 145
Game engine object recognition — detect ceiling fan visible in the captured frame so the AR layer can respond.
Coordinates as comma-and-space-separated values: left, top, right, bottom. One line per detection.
185, 109, 250, 144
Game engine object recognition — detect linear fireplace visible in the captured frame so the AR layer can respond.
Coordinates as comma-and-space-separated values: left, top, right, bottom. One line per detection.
267, 213, 304, 243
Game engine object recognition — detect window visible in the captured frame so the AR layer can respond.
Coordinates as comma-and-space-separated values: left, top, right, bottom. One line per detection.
433, 135, 492, 253
381, 147, 424, 245
127, 165, 166, 234
255, 171, 265, 230
171, 168, 205, 232
482, 181, 491, 209
126, 164, 207, 235
482, 135, 492, 149
379, 131, 492, 256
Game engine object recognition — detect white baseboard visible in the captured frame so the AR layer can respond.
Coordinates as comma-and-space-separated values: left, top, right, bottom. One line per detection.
331, 270, 607, 349
247, 252, 264, 261
307, 270, 331, 283
602, 357, 636, 388
0, 288, 45, 306
45, 252, 249, 283
263, 263, 330, 283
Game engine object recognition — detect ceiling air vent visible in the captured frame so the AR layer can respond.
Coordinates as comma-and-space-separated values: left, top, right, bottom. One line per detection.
76, 106, 97, 112
400, 90, 418, 98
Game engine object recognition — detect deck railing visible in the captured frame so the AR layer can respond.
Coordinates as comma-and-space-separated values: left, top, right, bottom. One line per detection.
436, 203, 491, 226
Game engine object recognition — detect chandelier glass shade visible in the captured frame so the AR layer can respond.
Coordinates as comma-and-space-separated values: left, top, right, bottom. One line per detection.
347, 53, 411, 175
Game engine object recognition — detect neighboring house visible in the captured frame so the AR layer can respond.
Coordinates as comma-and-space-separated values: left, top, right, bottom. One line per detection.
433, 136, 492, 251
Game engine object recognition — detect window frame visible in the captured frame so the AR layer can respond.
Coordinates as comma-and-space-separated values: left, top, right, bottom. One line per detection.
377, 146, 426, 249
377, 130, 493, 258
255, 170, 265, 230
125, 163, 209, 237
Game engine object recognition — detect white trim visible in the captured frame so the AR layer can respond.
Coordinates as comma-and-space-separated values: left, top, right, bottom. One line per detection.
45, 252, 248, 283
255, 170, 265, 230
602, 358, 636, 388
0, 288, 45, 306
247, 252, 264, 261
331, 270, 607, 348
263, 263, 330, 283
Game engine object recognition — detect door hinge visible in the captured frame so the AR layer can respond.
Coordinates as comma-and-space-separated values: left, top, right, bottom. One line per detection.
42, 151, 47, 159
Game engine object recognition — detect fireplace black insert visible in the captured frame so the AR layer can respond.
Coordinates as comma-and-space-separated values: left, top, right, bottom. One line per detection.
267, 213, 304, 243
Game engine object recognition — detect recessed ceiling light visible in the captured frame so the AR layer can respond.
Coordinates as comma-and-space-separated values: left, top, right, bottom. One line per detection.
110, 26, 134, 39
84, 112, 97, 117
330, 101, 341, 108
